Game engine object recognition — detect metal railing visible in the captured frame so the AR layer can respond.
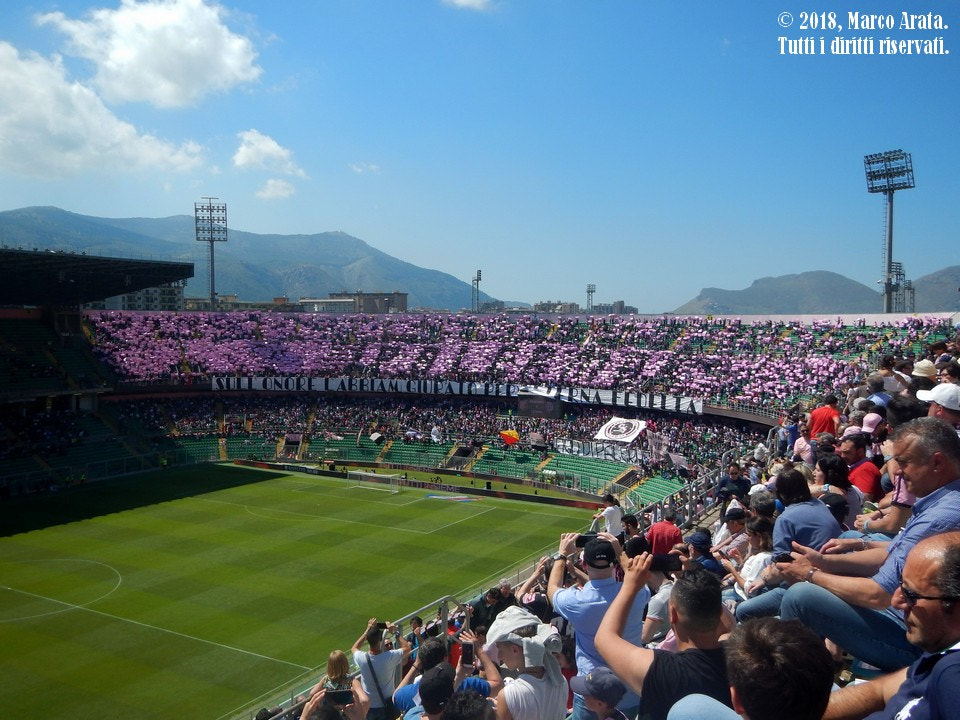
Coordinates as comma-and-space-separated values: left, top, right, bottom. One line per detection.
233, 596, 470, 720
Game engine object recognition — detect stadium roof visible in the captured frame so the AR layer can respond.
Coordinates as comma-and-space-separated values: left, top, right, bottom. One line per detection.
0, 249, 193, 306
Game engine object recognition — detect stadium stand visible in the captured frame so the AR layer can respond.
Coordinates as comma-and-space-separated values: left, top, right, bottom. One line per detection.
5, 250, 960, 720
86, 311, 955, 408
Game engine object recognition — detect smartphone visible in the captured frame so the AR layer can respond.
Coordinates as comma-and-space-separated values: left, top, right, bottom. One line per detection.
376, 622, 388, 630
773, 552, 794, 563
649, 554, 683, 572
325, 689, 353, 706
575, 532, 598, 548
460, 643, 475, 666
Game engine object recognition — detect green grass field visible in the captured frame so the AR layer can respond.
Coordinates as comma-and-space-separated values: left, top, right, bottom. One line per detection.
0, 464, 590, 720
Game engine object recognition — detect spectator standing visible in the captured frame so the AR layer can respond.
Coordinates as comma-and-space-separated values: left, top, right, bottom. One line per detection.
549, 532, 649, 720
667, 618, 834, 720
485, 606, 567, 720
596, 560, 733, 720
646, 509, 683, 555
593, 494, 624, 535
352, 618, 412, 720
807, 394, 842, 440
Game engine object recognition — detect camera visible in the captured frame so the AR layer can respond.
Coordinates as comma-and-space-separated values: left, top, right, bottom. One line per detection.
325, 689, 353, 706
575, 532, 598, 548
773, 552, 794, 563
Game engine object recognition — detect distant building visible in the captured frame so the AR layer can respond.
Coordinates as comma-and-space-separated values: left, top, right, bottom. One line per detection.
534, 300, 581, 313
181, 290, 408, 314
325, 291, 408, 313
299, 297, 356, 313
183, 295, 302, 312
593, 301, 639, 315
86, 281, 186, 311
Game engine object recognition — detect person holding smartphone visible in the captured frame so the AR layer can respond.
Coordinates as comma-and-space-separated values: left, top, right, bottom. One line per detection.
549, 531, 649, 720
352, 617, 412, 720
713, 516, 774, 609
393, 631, 502, 715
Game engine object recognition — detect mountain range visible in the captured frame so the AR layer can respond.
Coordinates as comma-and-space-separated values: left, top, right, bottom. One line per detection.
0, 207, 492, 311
1, 206, 958, 314
673, 268, 960, 315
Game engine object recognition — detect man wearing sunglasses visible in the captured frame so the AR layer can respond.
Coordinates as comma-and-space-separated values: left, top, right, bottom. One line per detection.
773, 417, 960, 671
823, 531, 960, 720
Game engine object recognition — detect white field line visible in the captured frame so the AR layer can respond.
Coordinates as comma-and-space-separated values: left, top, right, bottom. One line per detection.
0, 584, 311, 672
198, 497, 429, 534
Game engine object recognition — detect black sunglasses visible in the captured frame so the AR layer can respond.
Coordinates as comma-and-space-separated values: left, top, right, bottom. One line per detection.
899, 581, 959, 607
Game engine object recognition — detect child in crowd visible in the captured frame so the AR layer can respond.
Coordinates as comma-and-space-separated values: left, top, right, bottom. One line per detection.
569, 667, 629, 720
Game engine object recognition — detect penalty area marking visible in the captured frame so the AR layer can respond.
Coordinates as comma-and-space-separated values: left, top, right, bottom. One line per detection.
279, 477, 424, 507
198, 497, 430, 534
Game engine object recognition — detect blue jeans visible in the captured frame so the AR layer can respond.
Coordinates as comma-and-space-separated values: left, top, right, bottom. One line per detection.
667, 694, 739, 720
839, 529, 897, 542
367, 706, 397, 720
779, 581, 921, 671
734, 586, 786, 621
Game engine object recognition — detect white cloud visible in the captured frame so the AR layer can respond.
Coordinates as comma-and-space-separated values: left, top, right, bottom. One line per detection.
350, 162, 381, 174
37, 0, 261, 108
233, 129, 306, 177
0, 42, 203, 178
442, 0, 493, 10
255, 178, 295, 200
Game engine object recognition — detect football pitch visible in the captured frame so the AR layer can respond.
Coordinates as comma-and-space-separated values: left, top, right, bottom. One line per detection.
0, 464, 589, 720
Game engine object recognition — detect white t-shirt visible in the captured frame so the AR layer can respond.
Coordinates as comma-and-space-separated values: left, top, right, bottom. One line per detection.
644, 580, 674, 643
353, 648, 403, 708
601, 505, 623, 535
500, 673, 567, 720
734, 552, 773, 600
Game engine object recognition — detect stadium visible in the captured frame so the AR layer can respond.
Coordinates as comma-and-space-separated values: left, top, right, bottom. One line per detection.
2, 248, 959, 720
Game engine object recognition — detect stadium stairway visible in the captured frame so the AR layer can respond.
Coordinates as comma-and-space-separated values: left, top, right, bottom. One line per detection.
533, 455, 553, 473
611, 467, 636, 487
462, 446, 485, 472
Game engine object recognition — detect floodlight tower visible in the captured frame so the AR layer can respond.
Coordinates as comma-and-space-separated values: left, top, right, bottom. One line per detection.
195, 197, 228, 311
864, 150, 914, 313
587, 284, 596, 312
472, 269, 482, 312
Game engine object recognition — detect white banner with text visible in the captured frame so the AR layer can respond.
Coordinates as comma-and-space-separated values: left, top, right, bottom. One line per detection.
210, 376, 702, 413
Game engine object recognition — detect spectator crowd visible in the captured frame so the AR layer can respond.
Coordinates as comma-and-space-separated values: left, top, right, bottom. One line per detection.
86, 311, 955, 411
6, 311, 960, 719
287, 335, 960, 720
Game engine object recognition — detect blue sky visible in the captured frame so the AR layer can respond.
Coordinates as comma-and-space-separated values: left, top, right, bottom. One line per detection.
0, 0, 956, 311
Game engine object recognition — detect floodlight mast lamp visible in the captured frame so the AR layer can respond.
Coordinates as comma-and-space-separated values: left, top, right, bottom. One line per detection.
195, 197, 228, 311
587, 284, 596, 313
864, 150, 914, 313
472, 269, 482, 312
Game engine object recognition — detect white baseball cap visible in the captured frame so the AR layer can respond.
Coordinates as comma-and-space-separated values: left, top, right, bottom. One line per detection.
917, 383, 960, 413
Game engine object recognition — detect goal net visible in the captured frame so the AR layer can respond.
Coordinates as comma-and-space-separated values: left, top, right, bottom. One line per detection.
347, 470, 402, 494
